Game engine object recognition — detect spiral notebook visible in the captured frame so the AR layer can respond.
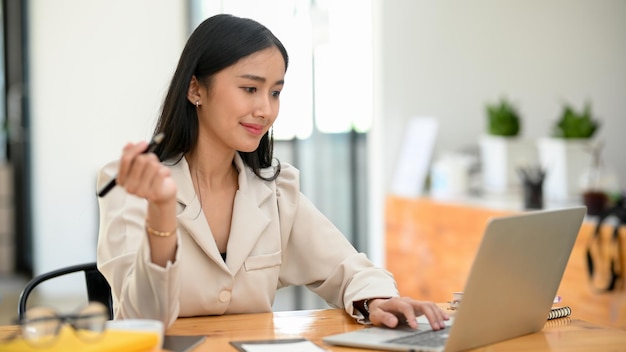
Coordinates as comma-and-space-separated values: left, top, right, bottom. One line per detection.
548, 306, 572, 320
324, 206, 586, 352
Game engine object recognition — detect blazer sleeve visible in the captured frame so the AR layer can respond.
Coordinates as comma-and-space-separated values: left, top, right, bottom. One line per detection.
275, 163, 399, 320
95, 160, 181, 328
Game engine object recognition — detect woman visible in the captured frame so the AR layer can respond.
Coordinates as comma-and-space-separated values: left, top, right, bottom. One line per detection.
96, 14, 448, 330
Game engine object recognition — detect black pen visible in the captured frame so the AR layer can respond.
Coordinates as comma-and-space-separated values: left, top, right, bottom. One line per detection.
97, 132, 165, 198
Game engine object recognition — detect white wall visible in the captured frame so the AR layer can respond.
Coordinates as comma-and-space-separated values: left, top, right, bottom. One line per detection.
377, 0, 626, 195
366, 0, 626, 267
28, 0, 187, 292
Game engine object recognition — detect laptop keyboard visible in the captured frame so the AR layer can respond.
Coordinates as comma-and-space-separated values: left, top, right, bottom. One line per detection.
385, 328, 449, 347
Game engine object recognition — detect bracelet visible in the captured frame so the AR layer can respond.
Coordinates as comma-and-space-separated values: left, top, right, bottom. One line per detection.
363, 299, 371, 315
146, 225, 176, 237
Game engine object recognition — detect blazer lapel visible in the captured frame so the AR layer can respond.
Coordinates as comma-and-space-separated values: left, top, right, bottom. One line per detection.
225, 154, 273, 274
168, 154, 275, 274
169, 157, 229, 271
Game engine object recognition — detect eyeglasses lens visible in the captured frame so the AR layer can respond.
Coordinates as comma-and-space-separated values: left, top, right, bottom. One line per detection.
73, 302, 108, 341
20, 302, 108, 347
22, 307, 60, 347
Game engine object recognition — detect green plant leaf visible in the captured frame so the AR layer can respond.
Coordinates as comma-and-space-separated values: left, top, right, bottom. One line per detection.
486, 97, 521, 137
553, 101, 599, 138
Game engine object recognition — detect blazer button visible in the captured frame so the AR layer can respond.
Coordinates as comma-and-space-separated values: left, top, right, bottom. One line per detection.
219, 290, 231, 303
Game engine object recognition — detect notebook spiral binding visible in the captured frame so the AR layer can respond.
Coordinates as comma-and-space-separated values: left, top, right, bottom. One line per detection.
548, 306, 572, 320
544, 316, 572, 329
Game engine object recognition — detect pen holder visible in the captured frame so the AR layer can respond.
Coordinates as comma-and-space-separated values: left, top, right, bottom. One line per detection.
523, 180, 543, 210
518, 166, 546, 210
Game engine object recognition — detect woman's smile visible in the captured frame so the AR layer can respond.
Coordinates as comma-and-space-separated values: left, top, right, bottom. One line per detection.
240, 122, 265, 136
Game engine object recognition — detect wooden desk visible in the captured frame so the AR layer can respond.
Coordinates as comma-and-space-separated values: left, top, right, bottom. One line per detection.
2, 309, 626, 351
385, 196, 626, 329
166, 309, 626, 351
164, 309, 626, 351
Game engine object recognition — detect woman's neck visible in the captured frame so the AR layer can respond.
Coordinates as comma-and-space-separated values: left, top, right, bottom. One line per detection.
187, 151, 237, 191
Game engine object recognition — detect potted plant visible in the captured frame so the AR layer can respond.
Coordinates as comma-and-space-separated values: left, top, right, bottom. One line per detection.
552, 101, 599, 139
538, 101, 601, 201
487, 97, 521, 137
479, 97, 536, 194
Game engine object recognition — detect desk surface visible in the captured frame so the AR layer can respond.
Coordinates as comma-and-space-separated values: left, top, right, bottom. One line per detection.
167, 308, 626, 351
2, 308, 626, 351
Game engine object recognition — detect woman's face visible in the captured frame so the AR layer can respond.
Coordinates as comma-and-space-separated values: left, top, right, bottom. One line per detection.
197, 46, 285, 153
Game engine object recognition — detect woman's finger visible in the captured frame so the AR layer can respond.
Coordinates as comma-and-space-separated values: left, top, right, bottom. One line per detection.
123, 153, 153, 194
412, 301, 449, 330
145, 165, 176, 203
117, 141, 148, 186
368, 297, 449, 330
369, 307, 399, 328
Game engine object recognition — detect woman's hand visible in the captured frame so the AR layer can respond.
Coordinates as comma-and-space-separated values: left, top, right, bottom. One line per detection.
367, 297, 449, 330
117, 140, 177, 204
117, 139, 179, 266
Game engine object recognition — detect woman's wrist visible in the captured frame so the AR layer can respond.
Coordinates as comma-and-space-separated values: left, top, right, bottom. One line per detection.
145, 198, 178, 266
353, 299, 370, 318
146, 224, 176, 237
146, 199, 177, 231
147, 196, 177, 215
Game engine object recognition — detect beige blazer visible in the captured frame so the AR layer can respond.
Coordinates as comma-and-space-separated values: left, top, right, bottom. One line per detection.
96, 153, 399, 327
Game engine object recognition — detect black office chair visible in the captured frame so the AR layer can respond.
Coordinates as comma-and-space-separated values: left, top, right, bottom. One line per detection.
17, 262, 114, 321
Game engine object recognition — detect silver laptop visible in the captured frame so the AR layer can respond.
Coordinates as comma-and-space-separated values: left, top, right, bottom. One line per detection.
324, 206, 586, 352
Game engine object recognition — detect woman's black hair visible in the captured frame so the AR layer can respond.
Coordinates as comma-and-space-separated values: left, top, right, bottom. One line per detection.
153, 14, 288, 181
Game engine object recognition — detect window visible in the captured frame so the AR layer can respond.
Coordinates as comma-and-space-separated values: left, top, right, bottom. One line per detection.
190, 0, 373, 137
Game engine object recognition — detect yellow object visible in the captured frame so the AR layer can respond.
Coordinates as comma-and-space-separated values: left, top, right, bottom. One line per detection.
146, 224, 175, 237
0, 325, 158, 352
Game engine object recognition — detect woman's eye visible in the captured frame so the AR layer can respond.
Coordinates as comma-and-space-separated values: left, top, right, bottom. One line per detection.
243, 87, 257, 93
271, 90, 281, 98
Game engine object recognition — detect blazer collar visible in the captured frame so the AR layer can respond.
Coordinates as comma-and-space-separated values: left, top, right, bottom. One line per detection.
169, 154, 273, 274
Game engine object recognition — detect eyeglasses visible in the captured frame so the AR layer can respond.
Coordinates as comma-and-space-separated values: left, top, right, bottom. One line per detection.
4, 302, 108, 348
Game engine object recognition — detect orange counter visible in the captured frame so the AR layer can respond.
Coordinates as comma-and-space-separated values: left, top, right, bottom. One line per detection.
385, 196, 626, 329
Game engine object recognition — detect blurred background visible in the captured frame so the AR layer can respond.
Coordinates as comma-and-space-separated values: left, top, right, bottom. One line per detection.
0, 0, 624, 325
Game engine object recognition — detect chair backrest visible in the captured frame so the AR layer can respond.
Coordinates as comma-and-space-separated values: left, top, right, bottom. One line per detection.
17, 262, 113, 321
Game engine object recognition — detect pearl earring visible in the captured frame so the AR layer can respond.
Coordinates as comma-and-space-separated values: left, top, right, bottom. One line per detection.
195, 100, 200, 108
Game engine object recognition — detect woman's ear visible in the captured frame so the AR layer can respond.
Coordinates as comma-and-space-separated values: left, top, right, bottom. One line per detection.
187, 75, 202, 106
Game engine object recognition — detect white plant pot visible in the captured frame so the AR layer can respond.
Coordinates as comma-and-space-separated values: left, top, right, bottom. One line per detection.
430, 153, 473, 199
479, 135, 538, 194
537, 137, 593, 202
